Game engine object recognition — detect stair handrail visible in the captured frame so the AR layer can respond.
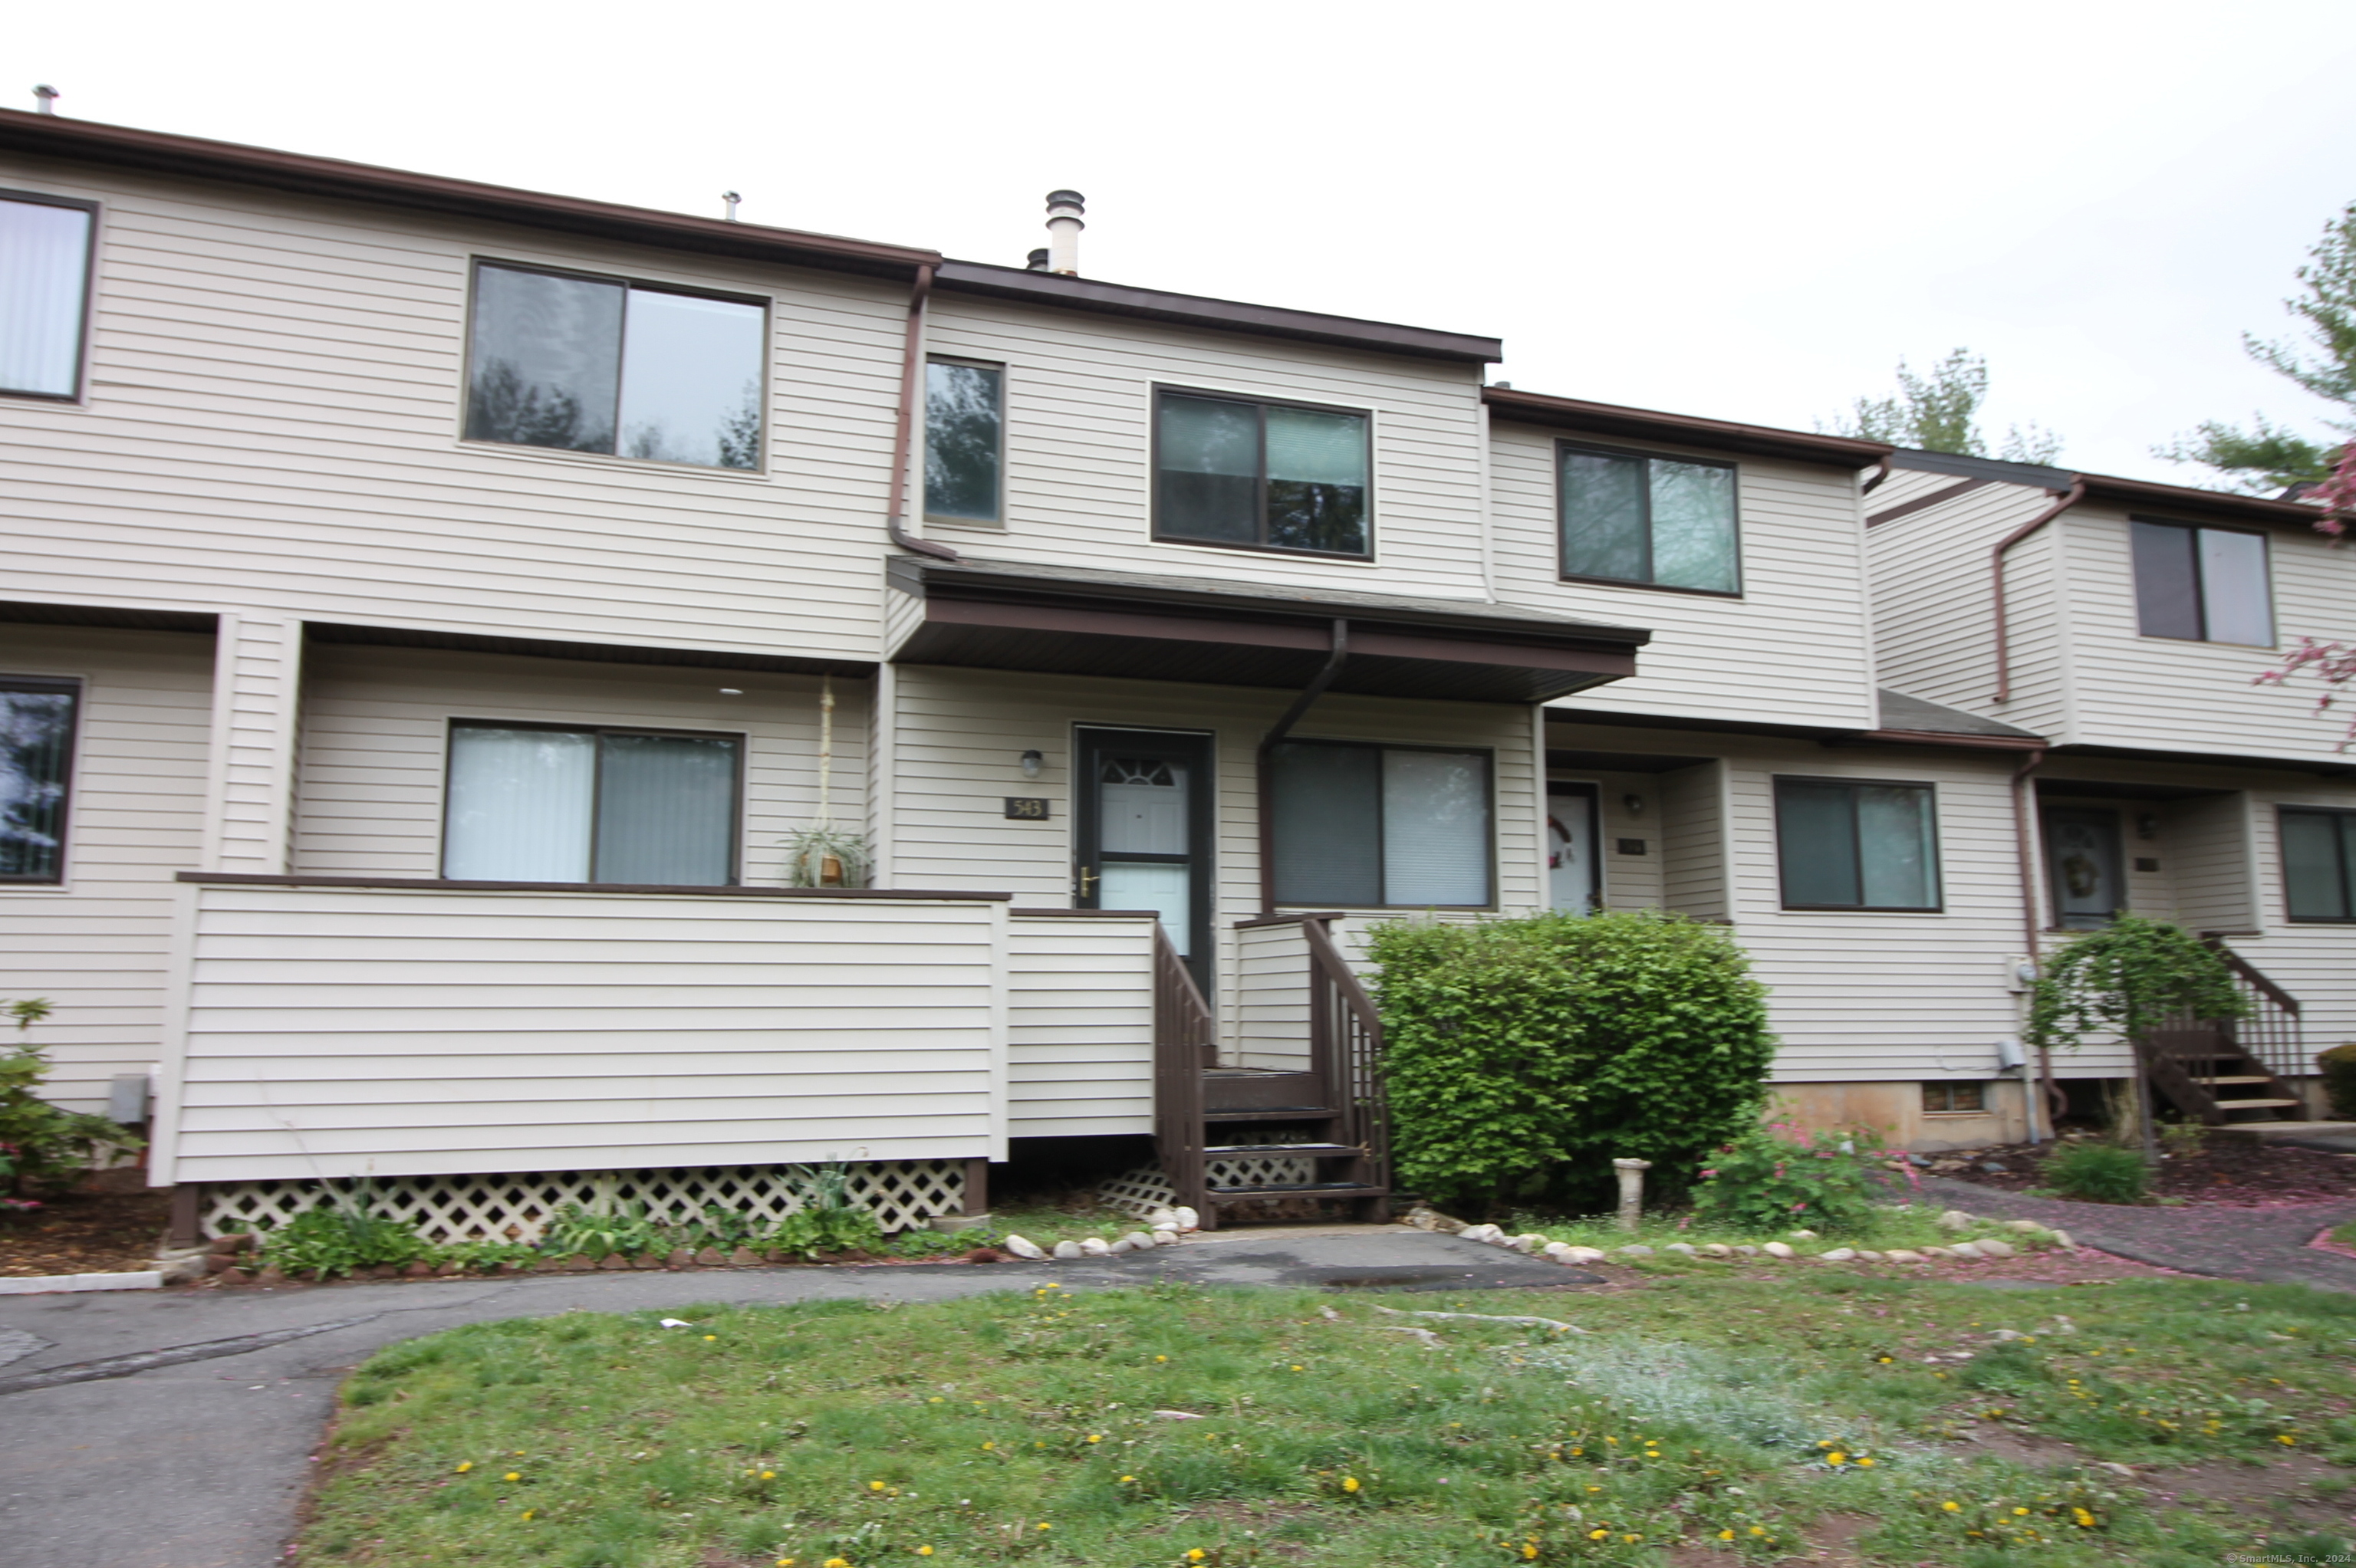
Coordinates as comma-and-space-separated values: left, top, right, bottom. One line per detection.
1150, 923, 1213, 1218
2200, 934, 2301, 1015
1298, 915, 1390, 1214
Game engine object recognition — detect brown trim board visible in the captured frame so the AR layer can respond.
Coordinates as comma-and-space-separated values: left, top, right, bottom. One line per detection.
179, 872, 1012, 901
1867, 476, 1991, 528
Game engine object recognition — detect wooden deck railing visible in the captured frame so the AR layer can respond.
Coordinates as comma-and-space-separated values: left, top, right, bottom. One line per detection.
1151, 925, 1214, 1215
1299, 916, 1390, 1211
2203, 935, 2306, 1083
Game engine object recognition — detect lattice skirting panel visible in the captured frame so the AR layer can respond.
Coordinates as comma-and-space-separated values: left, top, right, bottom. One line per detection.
1093, 1155, 1318, 1219
196, 1160, 967, 1243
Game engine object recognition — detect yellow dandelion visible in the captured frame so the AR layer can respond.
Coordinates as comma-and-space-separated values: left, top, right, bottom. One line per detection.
1588, 1529, 1608, 1540
777, 1560, 795, 1566
513, 1450, 525, 1457
1038, 1521, 1051, 1531
1749, 1527, 1766, 1536
1290, 1364, 1303, 1372
1571, 1447, 1583, 1456
1942, 1501, 1959, 1512
919, 1550, 935, 1558
2013, 1507, 2029, 1516
1826, 1452, 1846, 1466
1087, 1434, 1102, 1444
1522, 1546, 1538, 1560
1120, 1474, 1137, 1483
2278, 1434, 2298, 1446
981, 1441, 995, 1451
520, 1509, 535, 1521
455, 1461, 472, 1474
1856, 1456, 1874, 1468
1155, 1354, 1168, 1363
503, 1471, 522, 1483
762, 1471, 776, 1481
827, 1559, 850, 1568
704, 1334, 717, 1341
1189, 1553, 1206, 1563
1719, 1530, 1735, 1541
1342, 1476, 1361, 1494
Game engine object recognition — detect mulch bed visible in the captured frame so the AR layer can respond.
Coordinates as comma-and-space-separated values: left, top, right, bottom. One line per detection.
1930, 1138, 2356, 1205
0, 1187, 173, 1276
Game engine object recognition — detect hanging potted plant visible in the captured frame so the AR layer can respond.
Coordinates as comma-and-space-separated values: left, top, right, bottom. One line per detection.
781, 676, 873, 888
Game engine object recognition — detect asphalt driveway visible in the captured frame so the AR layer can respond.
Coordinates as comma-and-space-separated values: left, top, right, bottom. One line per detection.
0, 1229, 1581, 1568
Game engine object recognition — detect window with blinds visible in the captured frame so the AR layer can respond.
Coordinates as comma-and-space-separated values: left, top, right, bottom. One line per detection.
2281, 807, 2356, 922
1773, 776, 1942, 912
0, 192, 97, 401
0, 678, 79, 883
1270, 741, 1491, 907
1154, 388, 1371, 557
443, 722, 741, 885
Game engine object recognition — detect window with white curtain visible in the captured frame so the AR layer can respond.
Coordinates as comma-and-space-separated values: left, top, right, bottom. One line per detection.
0, 192, 97, 400
1270, 741, 1491, 907
443, 723, 741, 885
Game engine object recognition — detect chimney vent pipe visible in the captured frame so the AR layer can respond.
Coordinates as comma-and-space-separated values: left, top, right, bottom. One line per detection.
1044, 189, 1084, 276
33, 85, 58, 115
1025, 247, 1050, 272
722, 191, 742, 222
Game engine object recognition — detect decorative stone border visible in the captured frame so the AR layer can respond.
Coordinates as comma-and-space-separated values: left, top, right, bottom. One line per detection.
1410, 1205, 2078, 1266
0, 1271, 163, 1296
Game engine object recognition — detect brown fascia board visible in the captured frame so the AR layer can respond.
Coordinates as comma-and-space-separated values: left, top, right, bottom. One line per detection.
933, 261, 1502, 365
1483, 387, 1893, 468
2075, 472, 2329, 530
1548, 707, 2048, 753
0, 109, 939, 281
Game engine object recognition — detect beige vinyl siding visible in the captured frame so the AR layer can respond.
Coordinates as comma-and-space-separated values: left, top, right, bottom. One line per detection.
0, 158, 906, 662
0, 626, 214, 1113
1006, 912, 1154, 1136
1866, 478, 2071, 740
2058, 507, 2356, 760
154, 883, 1008, 1182
2166, 791, 2260, 935
291, 644, 864, 883
1487, 422, 1878, 729
1657, 759, 1730, 919
1235, 921, 1314, 1072
918, 296, 1489, 600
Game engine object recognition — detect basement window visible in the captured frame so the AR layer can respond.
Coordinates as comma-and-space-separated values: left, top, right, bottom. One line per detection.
443, 722, 742, 886
0, 677, 78, 883
1153, 389, 1371, 557
462, 260, 766, 470
2129, 518, 2273, 646
1270, 741, 1491, 907
1774, 777, 1942, 912
1922, 1082, 1986, 1114
2281, 806, 2356, 922
0, 191, 97, 401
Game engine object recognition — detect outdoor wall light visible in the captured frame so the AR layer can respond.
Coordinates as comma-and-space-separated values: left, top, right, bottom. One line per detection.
1622, 793, 1645, 816
2135, 812, 2159, 840
1020, 749, 1045, 778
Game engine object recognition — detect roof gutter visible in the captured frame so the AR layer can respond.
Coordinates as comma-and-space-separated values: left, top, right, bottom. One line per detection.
885, 265, 959, 563
1257, 620, 1349, 914
1991, 478, 2085, 704
1861, 454, 1893, 496
1845, 728, 2045, 751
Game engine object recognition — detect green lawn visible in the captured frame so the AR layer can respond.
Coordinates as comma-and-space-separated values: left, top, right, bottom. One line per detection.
301, 1274, 2356, 1567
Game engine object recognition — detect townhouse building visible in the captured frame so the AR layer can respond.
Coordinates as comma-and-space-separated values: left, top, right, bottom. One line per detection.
2, 108, 2345, 1239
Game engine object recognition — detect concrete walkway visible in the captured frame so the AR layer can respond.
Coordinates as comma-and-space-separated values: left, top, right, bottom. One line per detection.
0, 1229, 1579, 1568
1917, 1175, 2356, 1293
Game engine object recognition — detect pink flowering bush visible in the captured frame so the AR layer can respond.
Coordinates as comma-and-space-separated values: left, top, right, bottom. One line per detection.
1686, 1121, 1897, 1236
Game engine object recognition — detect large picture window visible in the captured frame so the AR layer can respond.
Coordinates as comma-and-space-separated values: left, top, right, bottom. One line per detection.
0, 192, 97, 400
2129, 518, 2273, 646
443, 722, 741, 886
2281, 807, 2356, 922
462, 261, 765, 470
1774, 777, 1941, 912
1558, 442, 1739, 593
1154, 390, 1371, 557
925, 357, 1005, 524
1271, 741, 1491, 907
1, 678, 77, 883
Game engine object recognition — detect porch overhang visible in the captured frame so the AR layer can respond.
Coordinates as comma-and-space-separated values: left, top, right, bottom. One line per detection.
886, 557, 1648, 704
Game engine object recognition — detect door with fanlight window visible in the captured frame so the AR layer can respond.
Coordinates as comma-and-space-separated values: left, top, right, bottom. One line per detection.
1075, 728, 1214, 994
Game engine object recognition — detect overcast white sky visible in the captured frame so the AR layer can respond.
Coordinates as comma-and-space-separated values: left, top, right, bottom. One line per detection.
19, 2, 2356, 482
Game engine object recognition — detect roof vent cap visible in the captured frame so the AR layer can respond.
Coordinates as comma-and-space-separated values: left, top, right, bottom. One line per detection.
1044, 189, 1084, 276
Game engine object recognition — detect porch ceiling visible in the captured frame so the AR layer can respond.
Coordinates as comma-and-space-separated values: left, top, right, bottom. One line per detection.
886, 557, 1648, 705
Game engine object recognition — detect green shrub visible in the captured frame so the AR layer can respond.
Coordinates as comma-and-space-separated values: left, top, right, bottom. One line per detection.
541, 1200, 664, 1261
2044, 1140, 2150, 1203
0, 998, 143, 1196
261, 1199, 432, 1277
1364, 910, 1774, 1214
1686, 1122, 1891, 1236
2319, 1041, 2356, 1118
770, 1162, 884, 1257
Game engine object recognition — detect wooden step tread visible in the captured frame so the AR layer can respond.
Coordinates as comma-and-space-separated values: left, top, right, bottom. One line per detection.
1204, 1108, 1337, 1123
2191, 1076, 2272, 1085
2216, 1098, 2305, 1110
1203, 1142, 1360, 1158
1206, 1182, 1389, 1201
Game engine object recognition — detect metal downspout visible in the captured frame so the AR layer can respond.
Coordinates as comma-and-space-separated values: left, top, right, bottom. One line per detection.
1861, 454, 1893, 496
2011, 743, 2061, 1136
1256, 620, 1350, 915
1990, 478, 2085, 703
886, 263, 959, 563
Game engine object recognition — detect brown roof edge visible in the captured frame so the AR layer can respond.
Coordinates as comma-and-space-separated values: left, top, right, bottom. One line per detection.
1482, 386, 1893, 468
1844, 728, 2048, 753
0, 108, 940, 281
2075, 472, 2330, 529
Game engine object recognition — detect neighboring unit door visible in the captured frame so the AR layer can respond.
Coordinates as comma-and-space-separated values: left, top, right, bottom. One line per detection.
1547, 782, 1601, 913
2044, 806, 2126, 929
1075, 727, 1215, 995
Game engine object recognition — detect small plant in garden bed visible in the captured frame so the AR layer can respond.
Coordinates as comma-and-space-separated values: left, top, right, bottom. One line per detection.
1, 998, 143, 1197
2044, 1141, 2153, 1205
298, 1273, 2356, 1567
1686, 1121, 1899, 1236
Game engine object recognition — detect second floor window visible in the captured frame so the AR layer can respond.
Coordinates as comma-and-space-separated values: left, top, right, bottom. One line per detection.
2130, 518, 2272, 646
463, 261, 765, 470
443, 722, 741, 886
0, 192, 96, 400
1154, 390, 1371, 557
2282, 807, 2356, 922
1775, 777, 1940, 911
1559, 443, 1739, 593
926, 358, 1004, 524
1271, 741, 1491, 906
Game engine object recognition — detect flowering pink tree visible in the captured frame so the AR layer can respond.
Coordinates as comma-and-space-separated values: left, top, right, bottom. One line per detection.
2256, 443, 2356, 745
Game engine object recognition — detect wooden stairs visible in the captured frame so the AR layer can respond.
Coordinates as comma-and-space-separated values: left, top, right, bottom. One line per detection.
2140, 939, 2313, 1128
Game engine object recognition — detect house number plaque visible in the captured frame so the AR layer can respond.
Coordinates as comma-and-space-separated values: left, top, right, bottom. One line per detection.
1003, 797, 1049, 820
